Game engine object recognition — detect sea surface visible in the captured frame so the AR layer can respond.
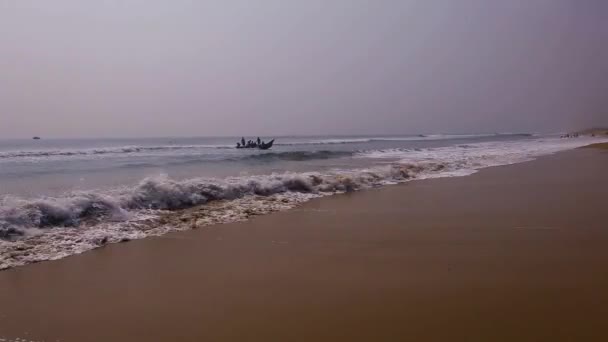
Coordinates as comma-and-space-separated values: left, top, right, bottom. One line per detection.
1, 133, 605, 269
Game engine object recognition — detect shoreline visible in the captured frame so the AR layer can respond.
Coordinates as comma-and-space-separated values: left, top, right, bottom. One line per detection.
582, 142, 608, 150
3, 139, 606, 271
1, 146, 608, 341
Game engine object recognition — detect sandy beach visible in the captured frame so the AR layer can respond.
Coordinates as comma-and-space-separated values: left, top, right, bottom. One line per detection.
3, 1, 606, 340
1, 145, 607, 342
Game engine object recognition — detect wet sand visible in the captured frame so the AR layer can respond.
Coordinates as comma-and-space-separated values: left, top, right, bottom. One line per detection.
583, 142, 608, 150
1, 147, 608, 341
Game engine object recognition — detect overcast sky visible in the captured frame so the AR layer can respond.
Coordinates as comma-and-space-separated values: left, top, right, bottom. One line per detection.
1, 0, 606, 138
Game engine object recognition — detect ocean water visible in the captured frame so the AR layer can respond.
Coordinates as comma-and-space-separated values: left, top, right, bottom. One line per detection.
1, 133, 605, 269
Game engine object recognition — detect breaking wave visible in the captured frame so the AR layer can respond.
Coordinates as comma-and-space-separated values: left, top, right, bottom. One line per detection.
0, 162, 449, 269
0, 163, 435, 238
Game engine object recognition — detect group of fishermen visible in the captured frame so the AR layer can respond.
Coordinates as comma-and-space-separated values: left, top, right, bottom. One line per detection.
236, 137, 265, 149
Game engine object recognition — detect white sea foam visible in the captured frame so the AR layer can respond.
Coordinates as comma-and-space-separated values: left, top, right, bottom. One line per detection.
0, 162, 462, 270
358, 137, 604, 177
1, 137, 605, 270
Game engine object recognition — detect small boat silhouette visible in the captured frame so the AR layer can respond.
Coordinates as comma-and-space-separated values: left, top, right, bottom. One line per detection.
236, 139, 275, 150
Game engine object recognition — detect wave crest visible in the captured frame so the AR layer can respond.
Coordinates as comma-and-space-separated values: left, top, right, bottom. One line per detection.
0, 161, 449, 240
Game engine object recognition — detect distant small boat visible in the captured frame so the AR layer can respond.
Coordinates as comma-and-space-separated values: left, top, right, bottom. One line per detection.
236, 139, 275, 150
32, 136, 41, 140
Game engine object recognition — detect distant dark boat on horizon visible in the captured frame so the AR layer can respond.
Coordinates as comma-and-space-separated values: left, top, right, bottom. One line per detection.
236, 139, 275, 150
32, 136, 41, 140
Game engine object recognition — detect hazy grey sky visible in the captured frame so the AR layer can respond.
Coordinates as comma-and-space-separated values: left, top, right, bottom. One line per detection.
1, 0, 606, 138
